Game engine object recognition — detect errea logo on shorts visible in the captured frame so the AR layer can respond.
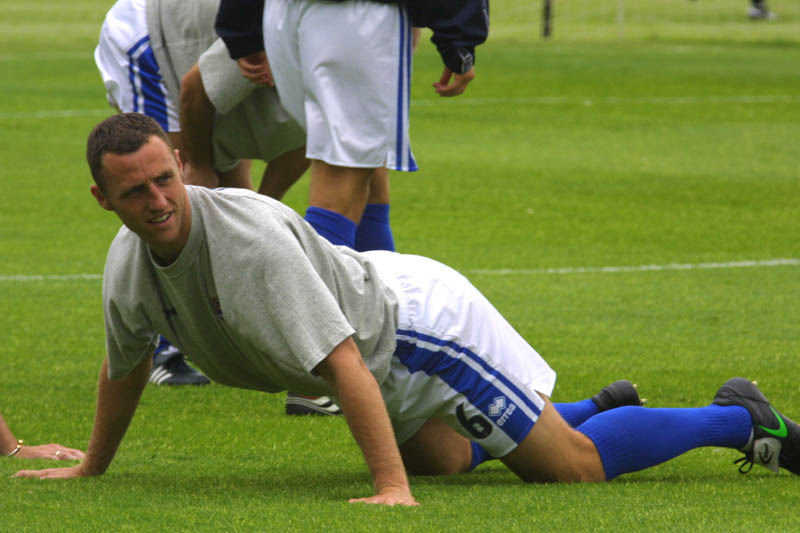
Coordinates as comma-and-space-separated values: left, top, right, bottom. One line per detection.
488, 396, 517, 427
488, 397, 506, 417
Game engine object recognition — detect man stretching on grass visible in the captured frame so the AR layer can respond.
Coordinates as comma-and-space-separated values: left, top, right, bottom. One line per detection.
17, 114, 799, 505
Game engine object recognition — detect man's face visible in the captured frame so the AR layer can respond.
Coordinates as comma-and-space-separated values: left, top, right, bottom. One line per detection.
91, 136, 191, 265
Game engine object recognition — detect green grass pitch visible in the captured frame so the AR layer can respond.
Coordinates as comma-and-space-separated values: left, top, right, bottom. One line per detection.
1, 1, 799, 530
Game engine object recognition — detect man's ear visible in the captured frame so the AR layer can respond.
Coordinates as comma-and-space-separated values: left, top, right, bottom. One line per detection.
90, 184, 113, 211
173, 148, 184, 175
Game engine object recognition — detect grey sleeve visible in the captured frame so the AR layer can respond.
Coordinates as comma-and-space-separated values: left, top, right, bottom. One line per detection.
198, 38, 255, 114
258, 236, 355, 373
104, 301, 159, 380
212, 209, 355, 373
102, 273, 160, 380
101, 234, 161, 379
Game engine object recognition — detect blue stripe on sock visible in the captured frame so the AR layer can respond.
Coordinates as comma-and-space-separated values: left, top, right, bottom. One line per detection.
578, 404, 752, 479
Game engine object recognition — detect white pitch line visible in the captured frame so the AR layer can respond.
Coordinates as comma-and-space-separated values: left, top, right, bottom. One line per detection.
3, 259, 798, 282
2, 95, 798, 120
0, 274, 102, 282
0, 51, 95, 62
0, 109, 111, 120
468, 258, 800, 276
412, 95, 800, 107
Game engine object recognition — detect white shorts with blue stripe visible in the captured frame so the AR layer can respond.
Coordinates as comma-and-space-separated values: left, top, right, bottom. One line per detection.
364, 251, 557, 458
263, 0, 417, 171
94, 0, 178, 132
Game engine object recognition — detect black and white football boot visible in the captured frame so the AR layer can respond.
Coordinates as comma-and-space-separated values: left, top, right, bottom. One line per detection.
713, 377, 800, 475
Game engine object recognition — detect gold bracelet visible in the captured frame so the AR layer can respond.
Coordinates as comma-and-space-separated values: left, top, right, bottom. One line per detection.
6, 440, 23, 457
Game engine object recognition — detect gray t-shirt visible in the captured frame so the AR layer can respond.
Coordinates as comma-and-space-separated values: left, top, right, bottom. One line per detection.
102, 187, 398, 395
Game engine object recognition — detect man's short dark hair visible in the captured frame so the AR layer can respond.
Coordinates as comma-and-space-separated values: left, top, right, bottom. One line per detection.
87, 113, 173, 191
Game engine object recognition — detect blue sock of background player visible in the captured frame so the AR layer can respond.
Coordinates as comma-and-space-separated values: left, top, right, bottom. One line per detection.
304, 206, 358, 248
304, 167, 395, 251
305, 204, 395, 251
355, 203, 394, 252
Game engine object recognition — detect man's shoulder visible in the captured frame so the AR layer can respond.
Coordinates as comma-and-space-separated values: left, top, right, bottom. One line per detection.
104, 225, 153, 297
189, 185, 294, 218
188, 186, 320, 261
106, 225, 147, 268
107, 224, 142, 260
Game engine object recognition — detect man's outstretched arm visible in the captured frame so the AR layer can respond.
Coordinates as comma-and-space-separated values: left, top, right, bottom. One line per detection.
315, 337, 418, 506
15, 355, 150, 479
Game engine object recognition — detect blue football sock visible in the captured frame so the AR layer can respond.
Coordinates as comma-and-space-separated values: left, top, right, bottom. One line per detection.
554, 399, 600, 428
304, 206, 357, 249
355, 203, 394, 252
152, 336, 182, 365
577, 404, 752, 479
154, 336, 170, 356
468, 441, 493, 471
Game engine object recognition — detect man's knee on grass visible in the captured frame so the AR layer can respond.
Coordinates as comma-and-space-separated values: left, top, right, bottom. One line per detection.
500, 400, 607, 483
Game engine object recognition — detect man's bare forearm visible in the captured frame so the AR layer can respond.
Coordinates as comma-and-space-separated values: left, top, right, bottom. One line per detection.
316, 338, 416, 505
81, 356, 150, 475
336, 361, 409, 493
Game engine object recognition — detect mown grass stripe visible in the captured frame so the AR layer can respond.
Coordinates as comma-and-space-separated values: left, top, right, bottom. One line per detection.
469, 258, 800, 275
3, 259, 797, 281
2, 94, 798, 120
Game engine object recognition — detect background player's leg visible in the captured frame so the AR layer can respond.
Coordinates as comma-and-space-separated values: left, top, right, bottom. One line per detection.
308, 160, 372, 222
257, 147, 309, 200
304, 160, 373, 248
355, 168, 394, 252
217, 160, 253, 190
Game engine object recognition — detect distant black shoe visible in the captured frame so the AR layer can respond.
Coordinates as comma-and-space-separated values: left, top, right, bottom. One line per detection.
713, 377, 800, 475
150, 351, 210, 386
285, 394, 342, 416
591, 380, 644, 412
